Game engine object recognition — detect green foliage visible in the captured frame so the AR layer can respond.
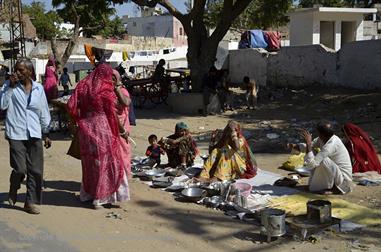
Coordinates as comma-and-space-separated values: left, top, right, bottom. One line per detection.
52, 0, 116, 37
206, 0, 293, 30
23, 1, 62, 40
98, 16, 126, 38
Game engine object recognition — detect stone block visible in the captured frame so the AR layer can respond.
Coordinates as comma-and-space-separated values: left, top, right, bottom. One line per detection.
167, 92, 204, 115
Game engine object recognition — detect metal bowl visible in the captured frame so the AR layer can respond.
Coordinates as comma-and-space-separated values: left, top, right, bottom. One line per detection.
203, 196, 223, 208
295, 167, 312, 177
184, 167, 203, 178
201, 183, 220, 197
181, 188, 206, 202
166, 185, 185, 192
165, 168, 183, 177
152, 180, 172, 188
144, 168, 166, 177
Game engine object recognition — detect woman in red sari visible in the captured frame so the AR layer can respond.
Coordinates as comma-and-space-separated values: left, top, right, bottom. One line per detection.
67, 47, 130, 209
342, 123, 381, 174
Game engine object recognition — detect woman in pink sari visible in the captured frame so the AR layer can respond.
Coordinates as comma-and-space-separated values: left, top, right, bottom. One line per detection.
44, 55, 58, 101
67, 47, 130, 209
112, 69, 132, 178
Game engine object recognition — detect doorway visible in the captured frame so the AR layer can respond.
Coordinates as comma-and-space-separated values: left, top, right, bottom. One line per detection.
341, 21, 356, 46
320, 21, 335, 49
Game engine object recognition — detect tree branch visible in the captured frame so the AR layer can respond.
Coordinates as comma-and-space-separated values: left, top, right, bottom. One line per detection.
157, 0, 185, 21
209, 0, 252, 43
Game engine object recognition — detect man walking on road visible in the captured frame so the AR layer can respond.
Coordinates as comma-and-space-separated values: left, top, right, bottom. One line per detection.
0, 58, 51, 214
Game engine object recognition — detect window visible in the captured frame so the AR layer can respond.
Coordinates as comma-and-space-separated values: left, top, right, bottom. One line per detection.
133, 22, 137, 27
179, 27, 183, 36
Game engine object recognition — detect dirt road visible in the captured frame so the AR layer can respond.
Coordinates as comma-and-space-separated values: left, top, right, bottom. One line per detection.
0, 87, 380, 252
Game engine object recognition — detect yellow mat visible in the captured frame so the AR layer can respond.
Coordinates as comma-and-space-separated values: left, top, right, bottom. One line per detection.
269, 193, 381, 226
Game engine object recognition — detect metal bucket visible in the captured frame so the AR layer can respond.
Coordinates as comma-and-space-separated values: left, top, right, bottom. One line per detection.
307, 200, 332, 224
260, 208, 286, 242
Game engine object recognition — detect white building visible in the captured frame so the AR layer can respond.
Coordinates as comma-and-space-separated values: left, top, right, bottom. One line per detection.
122, 14, 187, 47
289, 7, 377, 51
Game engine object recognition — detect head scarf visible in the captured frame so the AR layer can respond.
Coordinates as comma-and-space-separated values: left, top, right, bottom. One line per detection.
47, 54, 56, 67
343, 123, 381, 174
225, 120, 257, 179
175, 122, 188, 131
84, 44, 95, 65
112, 69, 121, 84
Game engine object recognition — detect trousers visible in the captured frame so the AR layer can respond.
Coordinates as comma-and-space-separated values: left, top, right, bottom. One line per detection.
9, 138, 43, 204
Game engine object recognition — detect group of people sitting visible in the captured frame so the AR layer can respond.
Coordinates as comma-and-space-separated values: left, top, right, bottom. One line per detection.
146, 119, 380, 196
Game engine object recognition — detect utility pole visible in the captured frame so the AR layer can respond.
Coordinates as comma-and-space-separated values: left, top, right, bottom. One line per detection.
1, 0, 26, 71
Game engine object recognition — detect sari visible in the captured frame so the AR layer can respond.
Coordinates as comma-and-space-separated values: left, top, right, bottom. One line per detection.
67, 63, 129, 203
200, 125, 257, 181
113, 70, 132, 177
44, 55, 58, 101
343, 123, 381, 174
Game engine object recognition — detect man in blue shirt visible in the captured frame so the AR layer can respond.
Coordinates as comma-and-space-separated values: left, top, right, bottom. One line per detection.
0, 58, 51, 214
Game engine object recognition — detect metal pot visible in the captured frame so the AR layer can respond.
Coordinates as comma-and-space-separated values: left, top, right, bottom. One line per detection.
181, 188, 206, 202
307, 200, 332, 224
203, 196, 223, 208
260, 208, 286, 242
201, 183, 220, 197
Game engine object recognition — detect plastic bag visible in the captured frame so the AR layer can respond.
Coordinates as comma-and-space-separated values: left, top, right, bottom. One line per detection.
67, 132, 81, 160
207, 94, 221, 114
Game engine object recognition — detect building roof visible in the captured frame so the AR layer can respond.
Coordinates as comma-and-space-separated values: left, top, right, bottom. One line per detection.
289, 7, 377, 15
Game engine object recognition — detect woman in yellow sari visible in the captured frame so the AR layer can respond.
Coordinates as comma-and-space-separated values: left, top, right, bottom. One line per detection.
199, 121, 257, 181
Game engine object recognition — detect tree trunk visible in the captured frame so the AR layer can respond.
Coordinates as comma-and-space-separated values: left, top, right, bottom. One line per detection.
187, 34, 219, 92
50, 38, 58, 63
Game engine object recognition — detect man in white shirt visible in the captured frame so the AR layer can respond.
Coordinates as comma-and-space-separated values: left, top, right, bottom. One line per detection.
293, 120, 353, 194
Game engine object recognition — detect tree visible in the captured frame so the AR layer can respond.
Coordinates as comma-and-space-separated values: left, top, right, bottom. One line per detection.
207, 0, 292, 31
112, 0, 254, 91
23, 2, 62, 40
299, 0, 381, 7
51, 0, 117, 68
98, 16, 126, 39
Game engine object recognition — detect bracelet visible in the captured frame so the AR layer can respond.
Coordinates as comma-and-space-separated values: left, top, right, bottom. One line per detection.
119, 129, 126, 136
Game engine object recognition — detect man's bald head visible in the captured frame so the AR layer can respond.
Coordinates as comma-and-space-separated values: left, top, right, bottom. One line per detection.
316, 120, 334, 142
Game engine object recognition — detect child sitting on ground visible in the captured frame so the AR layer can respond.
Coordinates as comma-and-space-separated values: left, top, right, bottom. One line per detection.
145, 134, 165, 166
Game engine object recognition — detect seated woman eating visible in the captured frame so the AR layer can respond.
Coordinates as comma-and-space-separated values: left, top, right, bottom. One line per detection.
198, 120, 257, 182
160, 122, 198, 168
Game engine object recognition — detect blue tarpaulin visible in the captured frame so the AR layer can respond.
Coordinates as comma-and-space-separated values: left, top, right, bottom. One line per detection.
249, 30, 268, 49
238, 29, 269, 49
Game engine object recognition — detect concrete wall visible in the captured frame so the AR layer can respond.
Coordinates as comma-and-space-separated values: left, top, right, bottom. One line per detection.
125, 15, 174, 38
229, 40, 381, 90
338, 40, 381, 89
290, 13, 314, 46
229, 48, 268, 86
267, 45, 337, 87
